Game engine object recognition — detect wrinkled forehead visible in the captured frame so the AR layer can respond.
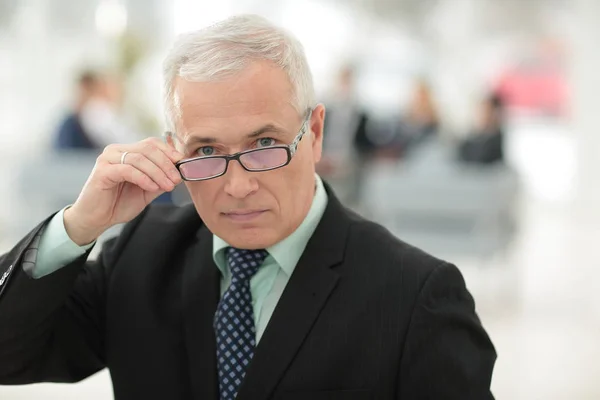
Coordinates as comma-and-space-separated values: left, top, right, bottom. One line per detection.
173, 62, 299, 141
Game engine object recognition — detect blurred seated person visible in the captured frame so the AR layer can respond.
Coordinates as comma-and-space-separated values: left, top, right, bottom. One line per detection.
458, 94, 505, 165
374, 80, 440, 160
53, 70, 139, 151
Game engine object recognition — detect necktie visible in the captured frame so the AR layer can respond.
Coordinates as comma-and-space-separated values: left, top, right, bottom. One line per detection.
214, 247, 269, 400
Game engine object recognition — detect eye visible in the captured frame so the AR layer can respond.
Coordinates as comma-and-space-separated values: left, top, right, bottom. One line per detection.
257, 137, 276, 147
197, 146, 215, 156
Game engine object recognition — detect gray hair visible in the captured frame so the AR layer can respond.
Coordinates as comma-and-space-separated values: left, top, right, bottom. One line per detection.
162, 14, 316, 133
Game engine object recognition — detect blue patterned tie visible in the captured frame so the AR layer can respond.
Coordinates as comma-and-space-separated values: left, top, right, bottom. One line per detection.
214, 247, 269, 400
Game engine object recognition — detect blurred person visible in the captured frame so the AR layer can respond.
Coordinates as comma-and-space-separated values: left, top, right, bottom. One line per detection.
54, 70, 172, 204
320, 65, 371, 205
53, 70, 103, 150
0, 15, 496, 400
322, 65, 371, 167
376, 80, 440, 160
53, 70, 140, 150
458, 94, 505, 165
401, 79, 440, 146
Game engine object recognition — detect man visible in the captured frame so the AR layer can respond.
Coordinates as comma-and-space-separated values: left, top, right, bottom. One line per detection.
54, 69, 140, 150
458, 94, 505, 165
320, 65, 371, 206
53, 70, 106, 150
0, 15, 496, 400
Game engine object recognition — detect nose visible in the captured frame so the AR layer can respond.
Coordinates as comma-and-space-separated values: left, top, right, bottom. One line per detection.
223, 159, 258, 199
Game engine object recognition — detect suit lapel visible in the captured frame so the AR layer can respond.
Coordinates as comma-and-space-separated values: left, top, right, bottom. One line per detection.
237, 188, 352, 400
182, 225, 220, 400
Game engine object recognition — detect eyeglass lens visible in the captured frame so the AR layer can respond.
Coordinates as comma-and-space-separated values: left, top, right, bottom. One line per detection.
179, 147, 289, 180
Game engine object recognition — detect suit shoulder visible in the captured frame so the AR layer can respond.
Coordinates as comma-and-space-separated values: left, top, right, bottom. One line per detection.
346, 213, 447, 277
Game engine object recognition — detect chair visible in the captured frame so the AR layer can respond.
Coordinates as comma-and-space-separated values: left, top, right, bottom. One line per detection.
360, 142, 520, 263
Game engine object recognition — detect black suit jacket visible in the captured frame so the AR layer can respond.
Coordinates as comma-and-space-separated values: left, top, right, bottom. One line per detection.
0, 187, 496, 399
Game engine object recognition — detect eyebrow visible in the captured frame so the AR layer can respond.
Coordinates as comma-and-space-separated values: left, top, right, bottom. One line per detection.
183, 124, 288, 147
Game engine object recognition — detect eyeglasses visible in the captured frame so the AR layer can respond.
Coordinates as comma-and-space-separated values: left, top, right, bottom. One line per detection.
172, 109, 313, 181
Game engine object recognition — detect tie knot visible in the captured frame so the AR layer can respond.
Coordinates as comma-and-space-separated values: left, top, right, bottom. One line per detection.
226, 247, 268, 282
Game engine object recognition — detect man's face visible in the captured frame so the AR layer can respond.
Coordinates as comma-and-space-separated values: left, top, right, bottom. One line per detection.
172, 62, 325, 249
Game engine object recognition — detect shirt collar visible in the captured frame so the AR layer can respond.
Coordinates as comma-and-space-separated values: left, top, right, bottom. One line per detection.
212, 174, 328, 277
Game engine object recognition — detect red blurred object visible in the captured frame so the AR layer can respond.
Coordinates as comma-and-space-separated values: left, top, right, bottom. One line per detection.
495, 63, 568, 117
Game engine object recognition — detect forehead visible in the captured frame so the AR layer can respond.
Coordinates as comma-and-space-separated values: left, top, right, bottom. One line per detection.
174, 62, 297, 139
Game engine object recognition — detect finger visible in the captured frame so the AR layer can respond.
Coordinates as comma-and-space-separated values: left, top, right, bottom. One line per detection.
142, 137, 185, 163
102, 138, 183, 165
119, 152, 176, 192
103, 164, 162, 193
100, 140, 184, 187
134, 140, 183, 184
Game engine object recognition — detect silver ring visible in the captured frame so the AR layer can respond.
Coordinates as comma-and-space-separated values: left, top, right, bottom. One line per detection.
120, 151, 129, 165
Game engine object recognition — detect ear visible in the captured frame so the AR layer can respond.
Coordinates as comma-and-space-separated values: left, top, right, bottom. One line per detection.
310, 104, 326, 164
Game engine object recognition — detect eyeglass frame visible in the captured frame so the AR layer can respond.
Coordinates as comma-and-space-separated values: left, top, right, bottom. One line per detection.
167, 108, 314, 181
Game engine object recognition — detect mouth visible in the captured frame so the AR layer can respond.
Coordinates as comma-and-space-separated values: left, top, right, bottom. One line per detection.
222, 209, 268, 222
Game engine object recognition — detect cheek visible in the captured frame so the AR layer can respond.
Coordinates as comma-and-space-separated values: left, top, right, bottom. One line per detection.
272, 158, 314, 209
291, 147, 317, 181
185, 182, 219, 214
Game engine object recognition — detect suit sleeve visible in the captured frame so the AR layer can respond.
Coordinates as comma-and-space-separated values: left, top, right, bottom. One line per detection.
29, 207, 95, 279
398, 263, 497, 400
0, 211, 145, 384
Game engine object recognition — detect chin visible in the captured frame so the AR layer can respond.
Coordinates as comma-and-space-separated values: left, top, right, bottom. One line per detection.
218, 227, 280, 250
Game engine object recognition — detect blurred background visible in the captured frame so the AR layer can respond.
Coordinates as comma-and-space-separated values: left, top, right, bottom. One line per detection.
1, 0, 599, 398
